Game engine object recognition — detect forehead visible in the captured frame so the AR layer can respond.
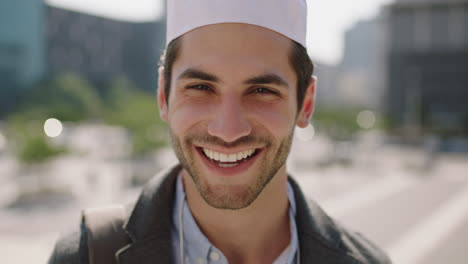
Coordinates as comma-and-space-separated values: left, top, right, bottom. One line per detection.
173, 23, 295, 82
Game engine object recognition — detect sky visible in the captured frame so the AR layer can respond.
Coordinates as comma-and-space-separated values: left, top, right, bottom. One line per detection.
45, 0, 395, 65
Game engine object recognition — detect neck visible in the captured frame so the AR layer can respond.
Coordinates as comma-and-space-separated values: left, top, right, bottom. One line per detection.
182, 167, 291, 264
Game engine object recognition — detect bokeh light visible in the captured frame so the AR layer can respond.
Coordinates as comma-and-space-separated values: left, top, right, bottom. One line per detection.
296, 123, 315, 141
44, 118, 63, 137
356, 110, 376, 129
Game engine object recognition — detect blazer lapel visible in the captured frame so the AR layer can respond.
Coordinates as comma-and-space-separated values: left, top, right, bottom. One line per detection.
289, 177, 361, 264
116, 166, 361, 264
117, 164, 182, 264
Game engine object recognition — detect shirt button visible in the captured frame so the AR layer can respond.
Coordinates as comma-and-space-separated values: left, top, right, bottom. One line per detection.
197, 257, 205, 264
210, 251, 220, 261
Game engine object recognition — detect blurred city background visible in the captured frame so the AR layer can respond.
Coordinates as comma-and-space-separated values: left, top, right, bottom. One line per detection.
1, 0, 468, 263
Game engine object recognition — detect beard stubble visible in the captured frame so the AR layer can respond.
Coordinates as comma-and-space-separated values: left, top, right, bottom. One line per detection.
170, 126, 294, 210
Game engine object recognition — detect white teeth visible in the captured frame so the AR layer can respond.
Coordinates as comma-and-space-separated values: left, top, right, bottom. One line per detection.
203, 148, 210, 157
203, 148, 256, 162
220, 153, 228, 162
228, 154, 237, 162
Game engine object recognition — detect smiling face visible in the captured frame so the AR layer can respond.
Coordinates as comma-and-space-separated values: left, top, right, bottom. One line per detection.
159, 23, 314, 209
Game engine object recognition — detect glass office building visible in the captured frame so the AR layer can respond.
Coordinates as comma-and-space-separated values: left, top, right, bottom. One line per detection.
0, 0, 45, 114
385, 0, 468, 136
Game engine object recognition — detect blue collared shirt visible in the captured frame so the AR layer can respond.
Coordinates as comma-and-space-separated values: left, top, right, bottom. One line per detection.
172, 174, 299, 264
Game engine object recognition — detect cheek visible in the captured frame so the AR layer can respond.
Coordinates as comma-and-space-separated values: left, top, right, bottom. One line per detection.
168, 98, 215, 135
246, 101, 296, 137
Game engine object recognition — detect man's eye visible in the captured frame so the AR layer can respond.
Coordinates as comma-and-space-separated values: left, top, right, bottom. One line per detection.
253, 87, 276, 94
188, 84, 211, 91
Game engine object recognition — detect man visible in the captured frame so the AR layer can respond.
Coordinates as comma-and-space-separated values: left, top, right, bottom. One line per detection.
49, 0, 391, 263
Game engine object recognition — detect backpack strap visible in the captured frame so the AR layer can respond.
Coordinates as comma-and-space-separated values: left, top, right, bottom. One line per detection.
82, 205, 131, 264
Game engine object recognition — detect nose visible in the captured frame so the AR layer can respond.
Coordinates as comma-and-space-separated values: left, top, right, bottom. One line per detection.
207, 96, 252, 143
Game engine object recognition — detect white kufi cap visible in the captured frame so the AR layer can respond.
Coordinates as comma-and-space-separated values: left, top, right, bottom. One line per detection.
166, 0, 308, 47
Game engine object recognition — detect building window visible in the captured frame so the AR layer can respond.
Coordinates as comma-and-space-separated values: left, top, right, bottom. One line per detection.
392, 9, 414, 52
447, 5, 464, 49
431, 7, 449, 50
414, 8, 431, 51
465, 5, 468, 47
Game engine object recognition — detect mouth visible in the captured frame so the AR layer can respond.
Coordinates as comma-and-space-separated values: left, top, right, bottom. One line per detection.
195, 146, 262, 174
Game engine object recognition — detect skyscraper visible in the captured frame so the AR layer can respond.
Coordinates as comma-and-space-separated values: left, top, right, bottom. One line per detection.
385, 0, 468, 137
0, 0, 45, 115
45, 5, 165, 92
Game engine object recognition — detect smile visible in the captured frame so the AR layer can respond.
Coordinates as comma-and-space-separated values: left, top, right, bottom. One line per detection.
196, 147, 261, 168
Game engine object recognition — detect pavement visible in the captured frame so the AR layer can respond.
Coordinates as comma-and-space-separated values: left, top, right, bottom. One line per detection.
293, 161, 468, 264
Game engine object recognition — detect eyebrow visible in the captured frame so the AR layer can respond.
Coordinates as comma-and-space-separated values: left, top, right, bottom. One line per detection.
177, 68, 219, 82
177, 68, 289, 88
244, 74, 289, 88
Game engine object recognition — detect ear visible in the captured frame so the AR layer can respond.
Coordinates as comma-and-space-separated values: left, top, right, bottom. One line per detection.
158, 66, 168, 122
296, 76, 316, 128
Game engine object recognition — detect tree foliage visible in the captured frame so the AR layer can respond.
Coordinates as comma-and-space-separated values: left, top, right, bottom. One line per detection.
312, 107, 383, 141
6, 73, 168, 163
103, 77, 168, 154
18, 135, 66, 163
14, 73, 102, 122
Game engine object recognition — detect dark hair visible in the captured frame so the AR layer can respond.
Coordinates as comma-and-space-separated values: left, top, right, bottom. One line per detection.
159, 36, 314, 111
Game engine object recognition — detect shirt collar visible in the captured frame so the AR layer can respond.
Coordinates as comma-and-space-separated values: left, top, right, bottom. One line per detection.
173, 174, 299, 263
173, 174, 215, 261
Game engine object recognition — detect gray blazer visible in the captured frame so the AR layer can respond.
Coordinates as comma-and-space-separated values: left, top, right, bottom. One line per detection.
49, 164, 392, 264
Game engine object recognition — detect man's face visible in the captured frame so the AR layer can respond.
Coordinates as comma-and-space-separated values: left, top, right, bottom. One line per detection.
160, 23, 307, 209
